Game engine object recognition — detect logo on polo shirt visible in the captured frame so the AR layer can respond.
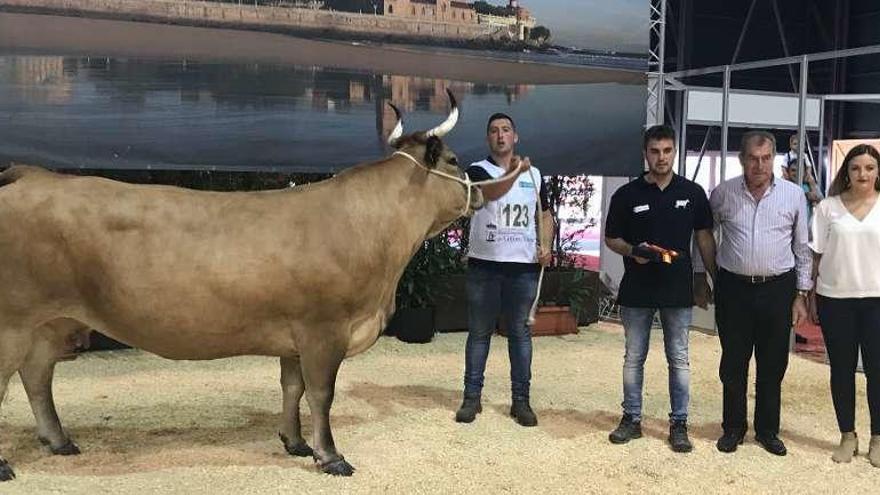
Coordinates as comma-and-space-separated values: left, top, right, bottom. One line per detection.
675, 199, 690, 209
633, 204, 650, 213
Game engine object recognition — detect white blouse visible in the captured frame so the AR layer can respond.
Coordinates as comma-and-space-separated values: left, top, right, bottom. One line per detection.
809, 195, 880, 298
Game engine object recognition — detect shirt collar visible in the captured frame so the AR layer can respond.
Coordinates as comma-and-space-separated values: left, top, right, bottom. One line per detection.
640, 172, 681, 190
738, 175, 777, 198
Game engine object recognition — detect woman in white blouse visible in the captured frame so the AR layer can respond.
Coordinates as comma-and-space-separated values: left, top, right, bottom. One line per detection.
809, 143, 880, 466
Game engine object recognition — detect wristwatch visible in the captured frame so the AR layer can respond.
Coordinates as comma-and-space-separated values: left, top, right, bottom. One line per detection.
797, 290, 809, 298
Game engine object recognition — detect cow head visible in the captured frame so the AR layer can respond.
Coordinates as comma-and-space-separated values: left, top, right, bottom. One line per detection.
386, 91, 484, 233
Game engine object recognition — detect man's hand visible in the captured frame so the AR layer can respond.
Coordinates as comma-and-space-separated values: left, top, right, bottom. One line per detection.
630, 242, 677, 264
807, 291, 819, 325
538, 248, 552, 267
805, 166, 817, 185
792, 293, 808, 328
628, 244, 650, 264
693, 272, 712, 309
510, 155, 531, 174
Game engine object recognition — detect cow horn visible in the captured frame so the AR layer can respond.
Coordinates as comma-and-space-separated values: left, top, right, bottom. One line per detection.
387, 103, 403, 146
425, 89, 458, 138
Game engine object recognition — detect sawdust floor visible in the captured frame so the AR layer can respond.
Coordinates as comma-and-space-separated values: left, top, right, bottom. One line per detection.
1, 323, 877, 494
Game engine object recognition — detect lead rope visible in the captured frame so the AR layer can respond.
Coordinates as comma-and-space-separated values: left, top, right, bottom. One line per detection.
393, 150, 546, 326
392, 150, 519, 216
526, 168, 544, 327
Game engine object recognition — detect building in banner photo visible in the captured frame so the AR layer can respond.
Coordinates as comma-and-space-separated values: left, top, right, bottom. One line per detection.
383, 0, 536, 41
384, 0, 477, 23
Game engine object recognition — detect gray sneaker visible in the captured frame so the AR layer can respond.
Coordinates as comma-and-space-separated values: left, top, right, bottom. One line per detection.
609, 414, 642, 444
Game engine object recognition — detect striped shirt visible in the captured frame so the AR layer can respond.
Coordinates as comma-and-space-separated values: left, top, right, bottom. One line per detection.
710, 176, 813, 290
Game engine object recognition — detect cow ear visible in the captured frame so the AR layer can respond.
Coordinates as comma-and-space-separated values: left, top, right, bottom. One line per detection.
424, 136, 443, 169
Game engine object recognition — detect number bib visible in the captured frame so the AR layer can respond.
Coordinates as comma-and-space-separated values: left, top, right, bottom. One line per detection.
467, 160, 542, 264
498, 203, 532, 231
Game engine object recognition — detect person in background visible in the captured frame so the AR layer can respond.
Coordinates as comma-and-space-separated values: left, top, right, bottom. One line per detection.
809, 144, 880, 466
785, 133, 825, 192
785, 158, 824, 209
785, 154, 825, 345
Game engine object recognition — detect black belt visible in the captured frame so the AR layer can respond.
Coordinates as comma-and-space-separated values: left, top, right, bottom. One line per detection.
722, 268, 792, 284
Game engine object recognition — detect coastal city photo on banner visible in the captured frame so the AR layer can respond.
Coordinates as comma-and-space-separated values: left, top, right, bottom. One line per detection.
0, 0, 648, 178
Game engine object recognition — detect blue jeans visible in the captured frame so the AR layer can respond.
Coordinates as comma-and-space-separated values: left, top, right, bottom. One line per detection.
464, 262, 539, 402
620, 306, 692, 422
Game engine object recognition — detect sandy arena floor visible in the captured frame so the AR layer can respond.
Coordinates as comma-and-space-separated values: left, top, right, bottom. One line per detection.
0, 323, 877, 494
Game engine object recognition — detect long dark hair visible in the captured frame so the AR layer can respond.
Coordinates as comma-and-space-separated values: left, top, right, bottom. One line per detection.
828, 144, 880, 196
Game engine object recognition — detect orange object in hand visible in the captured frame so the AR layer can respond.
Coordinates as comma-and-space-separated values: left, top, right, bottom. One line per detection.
636, 242, 680, 264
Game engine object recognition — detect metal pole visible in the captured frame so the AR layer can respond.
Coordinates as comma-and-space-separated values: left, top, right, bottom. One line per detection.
721, 65, 731, 181
645, 0, 667, 126
666, 44, 880, 79
771, 0, 799, 92
731, 0, 759, 65
691, 126, 713, 182
818, 96, 826, 193
679, 89, 689, 176
657, 0, 668, 120
797, 56, 808, 186
797, 55, 810, 189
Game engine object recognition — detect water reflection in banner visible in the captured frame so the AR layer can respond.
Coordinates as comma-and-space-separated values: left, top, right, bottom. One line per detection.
0, 55, 644, 176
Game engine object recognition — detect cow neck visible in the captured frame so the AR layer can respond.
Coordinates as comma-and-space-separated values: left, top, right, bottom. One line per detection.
391, 150, 519, 217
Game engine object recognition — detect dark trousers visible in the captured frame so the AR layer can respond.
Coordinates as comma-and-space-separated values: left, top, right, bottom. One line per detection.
715, 269, 796, 435
817, 295, 880, 435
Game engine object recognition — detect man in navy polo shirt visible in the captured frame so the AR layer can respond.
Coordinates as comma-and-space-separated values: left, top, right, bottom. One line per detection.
604, 124, 716, 453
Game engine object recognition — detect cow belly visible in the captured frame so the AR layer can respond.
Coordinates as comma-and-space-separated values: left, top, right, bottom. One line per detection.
93, 319, 300, 360
345, 311, 387, 357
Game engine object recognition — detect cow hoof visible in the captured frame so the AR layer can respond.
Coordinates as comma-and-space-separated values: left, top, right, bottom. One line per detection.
321, 458, 355, 477
284, 442, 314, 458
50, 440, 81, 456
0, 459, 15, 481
279, 433, 313, 457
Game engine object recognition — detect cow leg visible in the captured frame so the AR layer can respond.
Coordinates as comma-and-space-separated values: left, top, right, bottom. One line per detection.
300, 349, 353, 476
0, 369, 17, 481
18, 338, 79, 456
278, 356, 313, 457
1, 329, 32, 482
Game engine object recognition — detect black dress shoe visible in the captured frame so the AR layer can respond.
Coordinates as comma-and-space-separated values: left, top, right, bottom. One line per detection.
755, 433, 787, 456
716, 430, 745, 453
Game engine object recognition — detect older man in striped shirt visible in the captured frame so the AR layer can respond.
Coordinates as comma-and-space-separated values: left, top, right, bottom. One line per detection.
711, 130, 812, 457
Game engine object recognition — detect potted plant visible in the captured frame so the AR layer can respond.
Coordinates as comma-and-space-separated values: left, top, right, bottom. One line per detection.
388, 231, 465, 343
531, 174, 600, 335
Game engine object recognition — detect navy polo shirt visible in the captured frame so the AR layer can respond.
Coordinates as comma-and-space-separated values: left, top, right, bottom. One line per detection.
605, 173, 713, 308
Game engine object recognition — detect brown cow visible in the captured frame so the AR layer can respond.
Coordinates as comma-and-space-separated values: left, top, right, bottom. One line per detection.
0, 95, 497, 479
